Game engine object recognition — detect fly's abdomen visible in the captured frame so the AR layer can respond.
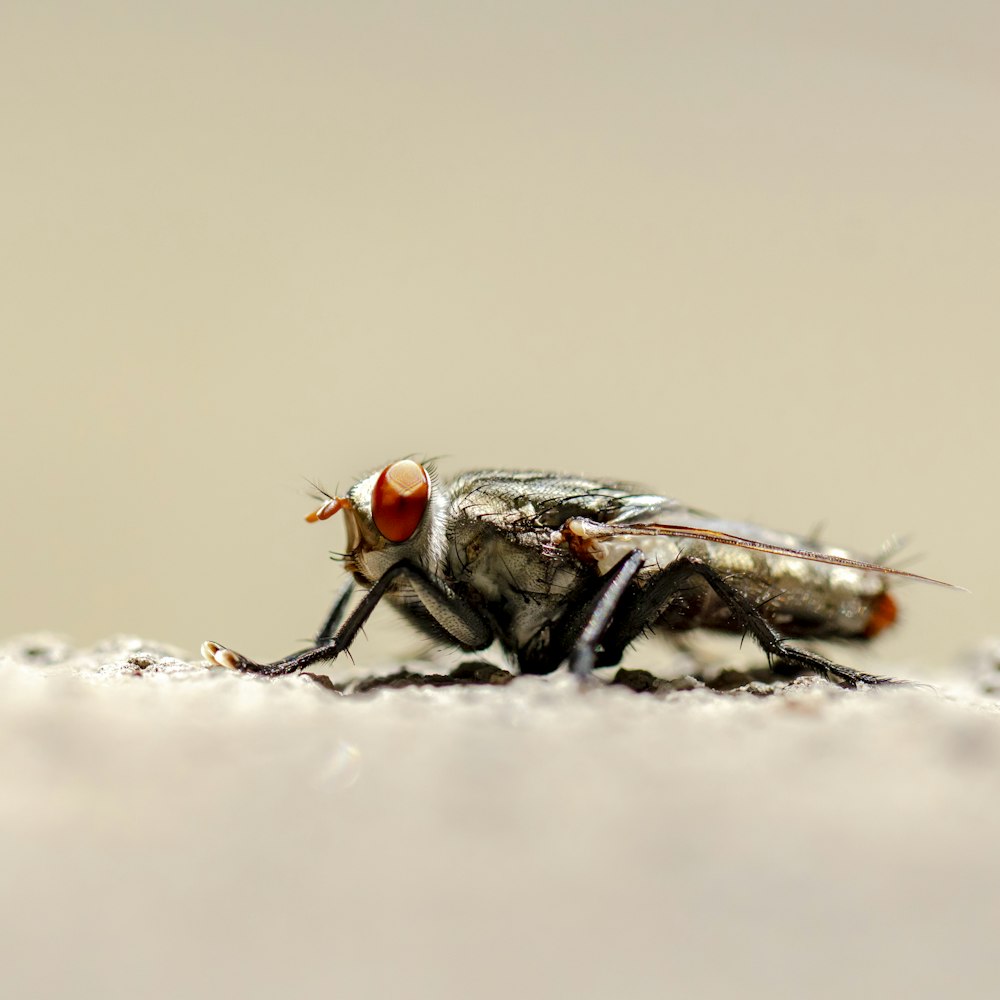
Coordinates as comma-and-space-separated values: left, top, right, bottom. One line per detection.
568, 516, 899, 642
652, 567, 897, 641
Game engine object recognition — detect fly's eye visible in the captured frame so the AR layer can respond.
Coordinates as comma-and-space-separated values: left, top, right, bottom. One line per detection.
371, 460, 430, 542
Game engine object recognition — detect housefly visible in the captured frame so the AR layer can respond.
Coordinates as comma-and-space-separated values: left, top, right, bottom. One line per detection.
202, 459, 953, 687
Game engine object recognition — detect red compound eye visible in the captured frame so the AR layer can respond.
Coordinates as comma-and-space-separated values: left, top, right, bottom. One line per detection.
371, 460, 430, 542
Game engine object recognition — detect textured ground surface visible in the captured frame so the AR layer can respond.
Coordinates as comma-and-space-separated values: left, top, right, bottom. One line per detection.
3, 634, 1000, 1000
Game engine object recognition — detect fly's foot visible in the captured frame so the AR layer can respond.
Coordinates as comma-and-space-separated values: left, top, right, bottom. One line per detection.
774, 645, 897, 689
201, 640, 316, 676
566, 657, 604, 692
202, 640, 253, 672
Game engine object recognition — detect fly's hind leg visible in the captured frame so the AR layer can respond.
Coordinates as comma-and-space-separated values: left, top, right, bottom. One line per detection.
599, 556, 896, 689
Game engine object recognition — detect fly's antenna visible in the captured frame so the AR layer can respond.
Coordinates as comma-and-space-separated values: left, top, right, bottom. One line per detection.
305, 477, 336, 503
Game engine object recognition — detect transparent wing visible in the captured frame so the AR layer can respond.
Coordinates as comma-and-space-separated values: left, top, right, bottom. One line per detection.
567, 520, 961, 589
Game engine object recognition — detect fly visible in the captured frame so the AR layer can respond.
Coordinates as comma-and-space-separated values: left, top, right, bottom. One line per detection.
202, 459, 956, 687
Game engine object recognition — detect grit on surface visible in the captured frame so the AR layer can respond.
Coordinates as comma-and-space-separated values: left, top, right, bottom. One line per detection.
3, 635, 999, 1000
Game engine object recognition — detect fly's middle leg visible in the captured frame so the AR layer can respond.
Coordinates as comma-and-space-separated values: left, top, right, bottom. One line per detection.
600, 556, 895, 688
315, 578, 356, 644
516, 550, 647, 678
566, 550, 646, 677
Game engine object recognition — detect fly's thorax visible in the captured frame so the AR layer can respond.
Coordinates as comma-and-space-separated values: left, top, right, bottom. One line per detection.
445, 512, 589, 649
447, 519, 581, 596
340, 462, 450, 584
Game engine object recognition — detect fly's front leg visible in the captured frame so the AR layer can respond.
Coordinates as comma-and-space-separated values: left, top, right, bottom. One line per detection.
202, 577, 357, 675
203, 561, 492, 676
602, 556, 894, 688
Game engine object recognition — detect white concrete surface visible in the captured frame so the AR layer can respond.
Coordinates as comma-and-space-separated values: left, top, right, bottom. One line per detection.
2, 634, 1000, 1000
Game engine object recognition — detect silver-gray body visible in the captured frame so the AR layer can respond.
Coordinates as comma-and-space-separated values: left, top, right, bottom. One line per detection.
429, 470, 886, 654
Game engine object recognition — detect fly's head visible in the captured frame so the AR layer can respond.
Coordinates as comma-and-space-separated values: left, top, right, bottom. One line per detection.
306, 459, 446, 584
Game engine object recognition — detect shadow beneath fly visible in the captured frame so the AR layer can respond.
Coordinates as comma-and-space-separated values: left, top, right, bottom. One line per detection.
305, 659, 820, 697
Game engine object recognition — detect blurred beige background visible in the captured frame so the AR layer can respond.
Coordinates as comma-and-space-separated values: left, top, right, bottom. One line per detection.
2, 2, 997, 670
